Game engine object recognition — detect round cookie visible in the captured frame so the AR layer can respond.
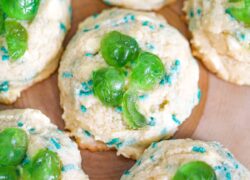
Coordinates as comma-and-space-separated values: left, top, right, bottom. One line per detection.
0, 0, 71, 104
0, 109, 88, 180
184, 0, 250, 85
103, 0, 175, 10
121, 139, 250, 179
58, 8, 200, 159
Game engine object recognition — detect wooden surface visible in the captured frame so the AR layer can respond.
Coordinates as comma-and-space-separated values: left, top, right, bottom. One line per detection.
0, 0, 249, 179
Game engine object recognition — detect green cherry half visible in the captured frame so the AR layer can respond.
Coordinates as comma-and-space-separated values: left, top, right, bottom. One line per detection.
1, 0, 41, 20
0, 9, 5, 35
21, 149, 61, 180
130, 51, 165, 91
93, 67, 126, 106
122, 90, 147, 129
173, 161, 217, 180
5, 20, 28, 60
101, 31, 140, 67
0, 127, 28, 166
227, 0, 250, 25
0, 166, 18, 180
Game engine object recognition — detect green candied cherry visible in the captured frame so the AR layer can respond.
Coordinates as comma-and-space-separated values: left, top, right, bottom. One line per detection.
227, 0, 250, 25
173, 161, 217, 180
0, 127, 28, 166
0, 166, 18, 180
130, 51, 165, 91
1, 0, 41, 20
122, 90, 147, 129
21, 148, 61, 180
101, 31, 140, 67
0, 9, 5, 35
5, 20, 28, 60
93, 67, 126, 106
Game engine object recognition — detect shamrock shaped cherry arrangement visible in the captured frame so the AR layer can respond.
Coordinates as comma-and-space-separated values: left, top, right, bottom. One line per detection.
0, 127, 61, 180
0, 0, 40, 60
93, 31, 165, 129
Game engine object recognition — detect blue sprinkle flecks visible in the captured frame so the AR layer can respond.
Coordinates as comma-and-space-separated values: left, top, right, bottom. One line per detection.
151, 142, 158, 148
148, 117, 156, 126
139, 94, 148, 100
28, 128, 36, 133
172, 114, 181, 125
192, 146, 206, 153
123, 170, 130, 176
197, 88, 202, 102
160, 74, 172, 85
197, 8, 202, 16
80, 105, 87, 113
171, 59, 181, 72
1, 47, 8, 54
2, 55, 9, 61
62, 164, 78, 172
83, 129, 92, 137
150, 155, 155, 161
189, 9, 195, 17
146, 43, 155, 50
106, 138, 120, 146
80, 80, 93, 96
136, 159, 142, 166
50, 138, 61, 149
85, 52, 94, 57
62, 72, 73, 78
0, 81, 9, 92
17, 121, 24, 127
115, 106, 123, 113
60, 22, 67, 33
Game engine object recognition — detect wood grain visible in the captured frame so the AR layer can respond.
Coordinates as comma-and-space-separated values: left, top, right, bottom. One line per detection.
5, 0, 250, 179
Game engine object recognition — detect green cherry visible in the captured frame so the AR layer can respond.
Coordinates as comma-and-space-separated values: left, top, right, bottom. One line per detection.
227, 0, 250, 25
0, 166, 18, 180
0, 127, 28, 166
21, 149, 61, 180
173, 161, 217, 180
1, 0, 41, 20
101, 31, 140, 67
5, 20, 28, 60
122, 90, 147, 129
130, 51, 165, 91
93, 67, 126, 106
0, 9, 5, 35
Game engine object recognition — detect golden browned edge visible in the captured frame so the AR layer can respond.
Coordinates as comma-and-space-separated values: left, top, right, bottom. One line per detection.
0, 48, 63, 105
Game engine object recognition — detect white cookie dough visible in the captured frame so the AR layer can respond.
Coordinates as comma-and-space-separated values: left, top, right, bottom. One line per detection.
0, 109, 88, 180
103, 0, 175, 10
0, 0, 71, 104
59, 8, 200, 159
184, 0, 250, 85
121, 139, 250, 180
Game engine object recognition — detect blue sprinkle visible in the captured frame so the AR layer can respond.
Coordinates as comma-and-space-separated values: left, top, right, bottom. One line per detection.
192, 146, 206, 153
85, 52, 94, 57
226, 172, 232, 180
28, 128, 36, 133
197, 88, 202, 102
62, 164, 77, 172
148, 117, 156, 126
106, 138, 120, 146
197, 8, 202, 16
189, 9, 194, 17
136, 159, 142, 166
60, 22, 67, 33
150, 155, 155, 161
83, 28, 90, 32
17, 121, 24, 127
151, 142, 158, 148
80, 105, 87, 113
1, 47, 8, 54
142, 21, 149, 26
115, 106, 123, 113
0, 81, 9, 92
160, 74, 172, 85
2, 55, 9, 61
172, 114, 181, 125
50, 138, 61, 149
83, 129, 92, 137
159, 24, 165, 29
94, 24, 100, 29
139, 94, 148, 100
123, 170, 130, 176
62, 72, 73, 78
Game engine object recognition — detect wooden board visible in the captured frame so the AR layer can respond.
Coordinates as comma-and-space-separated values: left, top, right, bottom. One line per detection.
0, 0, 249, 179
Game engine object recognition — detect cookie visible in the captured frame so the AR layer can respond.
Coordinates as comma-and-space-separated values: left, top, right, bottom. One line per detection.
0, 0, 71, 104
0, 109, 88, 180
121, 139, 250, 179
58, 8, 200, 159
184, 0, 250, 85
